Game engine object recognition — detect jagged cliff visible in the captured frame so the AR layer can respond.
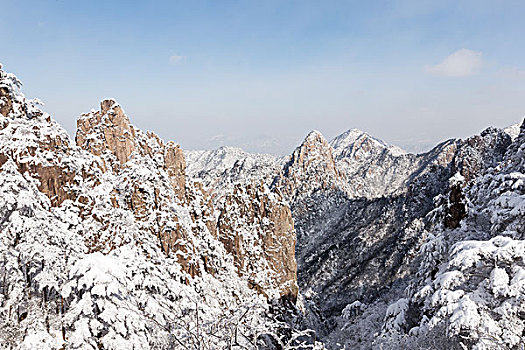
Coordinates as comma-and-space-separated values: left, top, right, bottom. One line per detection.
217, 181, 298, 301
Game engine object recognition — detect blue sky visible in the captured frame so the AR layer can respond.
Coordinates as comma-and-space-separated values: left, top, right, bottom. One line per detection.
2, 0, 525, 154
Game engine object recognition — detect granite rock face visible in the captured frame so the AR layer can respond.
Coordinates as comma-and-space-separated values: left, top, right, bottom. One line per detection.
75, 99, 294, 289
218, 181, 298, 301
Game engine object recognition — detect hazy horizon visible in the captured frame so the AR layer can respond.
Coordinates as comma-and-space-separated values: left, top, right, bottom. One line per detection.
2, 0, 525, 155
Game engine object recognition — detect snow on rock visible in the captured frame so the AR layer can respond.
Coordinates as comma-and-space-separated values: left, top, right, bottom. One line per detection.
330, 128, 406, 159
329, 128, 416, 198
3, 61, 525, 350
377, 120, 525, 349
185, 146, 281, 201
0, 64, 311, 349
504, 122, 522, 141
272, 130, 348, 208
217, 181, 298, 301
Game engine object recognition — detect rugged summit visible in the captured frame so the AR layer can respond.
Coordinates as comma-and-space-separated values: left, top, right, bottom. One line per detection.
272, 130, 348, 207
76, 99, 137, 166
76, 99, 187, 200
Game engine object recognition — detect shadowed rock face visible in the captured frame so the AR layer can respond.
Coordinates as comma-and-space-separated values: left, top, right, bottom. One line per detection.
292, 165, 455, 335
453, 127, 511, 183
443, 128, 511, 229
218, 181, 298, 301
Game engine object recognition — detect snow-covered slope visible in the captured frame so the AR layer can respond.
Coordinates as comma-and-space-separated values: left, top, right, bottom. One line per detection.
330, 128, 406, 158
185, 147, 281, 200
183, 121, 525, 350
155, 120, 525, 349
380, 125, 524, 349
504, 122, 521, 141
321, 126, 521, 349
329, 128, 418, 198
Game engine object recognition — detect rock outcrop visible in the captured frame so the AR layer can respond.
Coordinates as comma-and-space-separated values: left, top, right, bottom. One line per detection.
0, 66, 98, 207
76, 99, 136, 166
218, 181, 298, 301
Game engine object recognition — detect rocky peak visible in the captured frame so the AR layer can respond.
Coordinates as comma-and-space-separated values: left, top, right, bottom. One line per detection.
285, 129, 337, 176
76, 99, 188, 202
273, 130, 346, 203
76, 99, 136, 166
0, 65, 45, 122
503, 121, 522, 141
453, 127, 511, 183
499, 118, 525, 173
329, 129, 415, 198
303, 129, 324, 143
0, 65, 89, 207
0, 65, 21, 119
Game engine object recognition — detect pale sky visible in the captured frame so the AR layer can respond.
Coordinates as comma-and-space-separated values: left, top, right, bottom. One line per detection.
2, 0, 525, 154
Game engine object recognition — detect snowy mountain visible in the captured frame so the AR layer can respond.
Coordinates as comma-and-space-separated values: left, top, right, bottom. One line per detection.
3, 62, 525, 350
329, 128, 418, 198
184, 147, 281, 200
0, 64, 319, 349
330, 128, 406, 158
272, 130, 349, 207
182, 118, 525, 349
504, 122, 521, 141
311, 127, 522, 349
